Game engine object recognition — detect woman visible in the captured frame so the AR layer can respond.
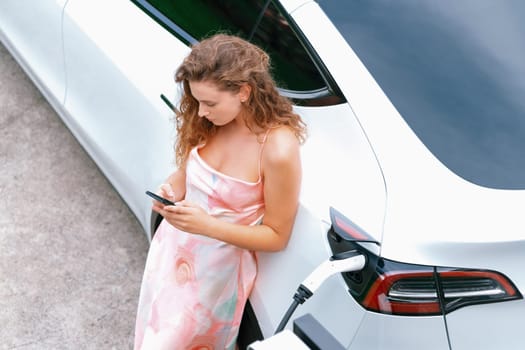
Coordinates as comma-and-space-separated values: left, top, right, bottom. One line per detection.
134, 34, 306, 349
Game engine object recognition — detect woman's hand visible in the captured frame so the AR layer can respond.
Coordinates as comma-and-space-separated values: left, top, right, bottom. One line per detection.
154, 200, 214, 236
150, 183, 175, 211
159, 183, 175, 200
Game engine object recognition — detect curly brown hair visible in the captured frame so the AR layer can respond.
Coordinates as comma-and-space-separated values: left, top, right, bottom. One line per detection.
173, 34, 306, 166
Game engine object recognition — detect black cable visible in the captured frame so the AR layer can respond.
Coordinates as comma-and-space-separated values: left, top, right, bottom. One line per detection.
274, 299, 299, 334
274, 285, 313, 334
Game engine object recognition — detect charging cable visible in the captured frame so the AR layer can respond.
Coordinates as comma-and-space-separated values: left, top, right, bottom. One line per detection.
274, 250, 366, 334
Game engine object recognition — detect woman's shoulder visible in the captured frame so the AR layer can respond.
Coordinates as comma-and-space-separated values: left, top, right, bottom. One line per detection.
262, 126, 301, 164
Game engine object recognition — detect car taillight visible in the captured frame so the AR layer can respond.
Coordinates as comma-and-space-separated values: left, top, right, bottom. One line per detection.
360, 266, 442, 315
327, 207, 523, 316
356, 264, 521, 316
436, 269, 521, 313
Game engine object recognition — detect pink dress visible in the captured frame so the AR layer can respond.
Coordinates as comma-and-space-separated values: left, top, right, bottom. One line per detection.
134, 143, 266, 350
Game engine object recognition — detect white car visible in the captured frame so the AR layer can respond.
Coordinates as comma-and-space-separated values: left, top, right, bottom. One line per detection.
1, 0, 523, 349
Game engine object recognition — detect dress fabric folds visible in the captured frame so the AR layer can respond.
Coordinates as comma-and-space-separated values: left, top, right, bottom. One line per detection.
134, 146, 265, 350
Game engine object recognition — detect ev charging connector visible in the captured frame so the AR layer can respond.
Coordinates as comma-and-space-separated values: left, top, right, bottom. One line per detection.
274, 250, 366, 334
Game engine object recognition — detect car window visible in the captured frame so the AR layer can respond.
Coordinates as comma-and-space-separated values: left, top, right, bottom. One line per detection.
132, 0, 344, 105
318, 0, 525, 189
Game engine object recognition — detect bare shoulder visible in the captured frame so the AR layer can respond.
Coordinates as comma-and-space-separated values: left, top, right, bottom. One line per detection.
262, 126, 301, 167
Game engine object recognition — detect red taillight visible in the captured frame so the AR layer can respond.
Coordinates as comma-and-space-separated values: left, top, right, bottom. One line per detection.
357, 266, 522, 316
362, 270, 442, 315
436, 269, 521, 313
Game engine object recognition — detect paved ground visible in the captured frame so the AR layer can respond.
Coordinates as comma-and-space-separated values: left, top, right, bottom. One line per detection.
0, 43, 149, 349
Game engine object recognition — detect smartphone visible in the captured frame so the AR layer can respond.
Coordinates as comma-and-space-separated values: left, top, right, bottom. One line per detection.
145, 190, 176, 206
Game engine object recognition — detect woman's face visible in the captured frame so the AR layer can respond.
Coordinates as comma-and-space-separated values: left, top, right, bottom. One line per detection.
189, 80, 248, 126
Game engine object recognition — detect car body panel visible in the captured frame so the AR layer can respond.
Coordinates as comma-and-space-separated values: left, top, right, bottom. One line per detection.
348, 313, 449, 350
446, 300, 525, 350
0, 0, 67, 105
296, 104, 386, 246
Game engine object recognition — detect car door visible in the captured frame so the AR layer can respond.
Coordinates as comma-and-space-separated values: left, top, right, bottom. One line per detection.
61, 0, 185, 230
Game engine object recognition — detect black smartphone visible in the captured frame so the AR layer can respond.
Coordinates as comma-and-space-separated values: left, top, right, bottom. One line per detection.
145, 190, 176, 206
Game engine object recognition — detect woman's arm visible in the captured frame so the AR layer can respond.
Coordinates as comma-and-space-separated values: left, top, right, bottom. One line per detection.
158, 128, 302, 252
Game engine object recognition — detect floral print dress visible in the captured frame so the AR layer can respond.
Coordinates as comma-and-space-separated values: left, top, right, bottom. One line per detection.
134, 144, 266, 350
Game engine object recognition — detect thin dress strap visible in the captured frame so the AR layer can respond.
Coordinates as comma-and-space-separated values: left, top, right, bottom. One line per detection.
257, 128, 272, 180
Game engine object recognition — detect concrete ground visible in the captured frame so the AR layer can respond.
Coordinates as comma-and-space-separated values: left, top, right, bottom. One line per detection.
0, 43, 149, 349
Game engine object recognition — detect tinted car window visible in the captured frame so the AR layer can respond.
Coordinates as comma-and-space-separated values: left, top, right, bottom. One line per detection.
318, 0, 525, 189
138, 0, 340, 103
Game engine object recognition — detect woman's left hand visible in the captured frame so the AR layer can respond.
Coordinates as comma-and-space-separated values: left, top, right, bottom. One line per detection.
155, 200, 214, 235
